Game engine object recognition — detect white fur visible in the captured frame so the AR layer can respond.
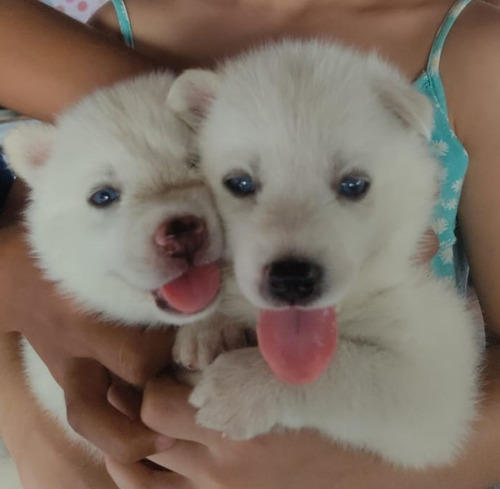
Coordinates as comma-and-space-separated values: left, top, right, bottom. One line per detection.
168, 40, 481, 469
0, 73, 233, 484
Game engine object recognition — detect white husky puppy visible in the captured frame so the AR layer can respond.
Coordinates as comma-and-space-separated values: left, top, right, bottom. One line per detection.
1, 73, 245, 487
6, 74, 224, 329
167, 40, 481, 469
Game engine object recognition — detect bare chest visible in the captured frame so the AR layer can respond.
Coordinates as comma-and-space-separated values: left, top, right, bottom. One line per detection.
164, 0, 457, 81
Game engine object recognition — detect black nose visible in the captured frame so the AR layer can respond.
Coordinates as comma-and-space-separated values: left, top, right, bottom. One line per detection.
267, 259, 323, 305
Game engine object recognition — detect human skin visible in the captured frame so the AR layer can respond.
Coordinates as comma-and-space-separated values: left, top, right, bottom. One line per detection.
0, 0, 156, 119
0, 335, 120, 489
1, 0, 500, 487
105, 354, 500, 489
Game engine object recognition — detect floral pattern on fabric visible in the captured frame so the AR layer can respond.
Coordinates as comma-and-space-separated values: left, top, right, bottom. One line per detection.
413, 0, 473, 282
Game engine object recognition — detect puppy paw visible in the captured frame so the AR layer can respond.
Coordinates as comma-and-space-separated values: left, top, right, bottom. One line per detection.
190, 348, 282, 439
173, 319, 253, 371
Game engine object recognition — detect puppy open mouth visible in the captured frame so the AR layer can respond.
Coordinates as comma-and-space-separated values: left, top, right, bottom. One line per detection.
153, 262, 221, 315
257, 307, 338, 385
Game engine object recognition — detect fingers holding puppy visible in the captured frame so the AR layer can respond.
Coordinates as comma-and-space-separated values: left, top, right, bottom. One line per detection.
64, 358, 175, 463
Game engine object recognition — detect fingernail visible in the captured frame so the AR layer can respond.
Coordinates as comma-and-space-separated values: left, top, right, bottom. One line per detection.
155, 435, 175, 451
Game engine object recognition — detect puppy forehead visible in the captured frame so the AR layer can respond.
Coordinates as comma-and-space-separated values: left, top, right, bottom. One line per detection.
203, 47, 396, 178
203, 99, 384, 186
52, 100, 194, 189
218, 44, 383, 126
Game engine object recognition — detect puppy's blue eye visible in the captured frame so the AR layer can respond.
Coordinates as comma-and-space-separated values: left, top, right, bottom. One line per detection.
224, 174, 256, 197
338, 177, 370, 199
89, 187, 120, 207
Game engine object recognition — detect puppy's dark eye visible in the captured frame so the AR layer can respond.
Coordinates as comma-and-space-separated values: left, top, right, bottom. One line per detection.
338, 177, 370, 199
89, 187, 120, 207
224, 174, 256, 197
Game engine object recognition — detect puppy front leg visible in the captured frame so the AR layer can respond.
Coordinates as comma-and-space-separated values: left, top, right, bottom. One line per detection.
189, 347, 288, 439
295, 337, 477, 468
173, 314, 254, 372
190, 337, 475, 468
189, 344, 369, 441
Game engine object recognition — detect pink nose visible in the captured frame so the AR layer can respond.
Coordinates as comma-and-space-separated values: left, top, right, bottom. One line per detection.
154, 215, 208, 262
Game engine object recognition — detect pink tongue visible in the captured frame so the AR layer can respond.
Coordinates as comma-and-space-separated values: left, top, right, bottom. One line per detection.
257, 307, 338, 385
159, 263, 221, 314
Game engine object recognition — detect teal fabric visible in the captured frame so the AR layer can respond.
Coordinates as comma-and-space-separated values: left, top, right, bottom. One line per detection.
413, 0, 473, 285
111, 0, 134, 48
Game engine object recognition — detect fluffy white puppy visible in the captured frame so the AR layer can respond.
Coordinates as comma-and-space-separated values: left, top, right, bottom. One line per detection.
167, 40, 481, 469
1, 73, 243, 486
6, 74, 224, 328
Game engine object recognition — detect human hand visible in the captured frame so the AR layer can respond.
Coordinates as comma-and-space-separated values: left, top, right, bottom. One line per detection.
0, 224, 176, 460
104, 375, 478, 489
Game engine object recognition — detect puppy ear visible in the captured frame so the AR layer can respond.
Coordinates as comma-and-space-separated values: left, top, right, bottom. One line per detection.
3, 123, 56, 185
375, 76, 434, 140
167, 69, 219, 129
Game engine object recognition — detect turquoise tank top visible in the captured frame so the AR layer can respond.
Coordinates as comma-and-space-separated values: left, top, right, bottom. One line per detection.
112, 0, 473, 288
414, 0, 473, 289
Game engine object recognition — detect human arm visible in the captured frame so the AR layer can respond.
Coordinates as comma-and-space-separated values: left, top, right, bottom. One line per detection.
0, 0, 156, 121
0, 332, 121, 489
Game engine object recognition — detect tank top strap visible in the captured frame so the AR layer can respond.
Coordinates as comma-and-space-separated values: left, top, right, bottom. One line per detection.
110, 0, 135, 49
426, 0, 474, 75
